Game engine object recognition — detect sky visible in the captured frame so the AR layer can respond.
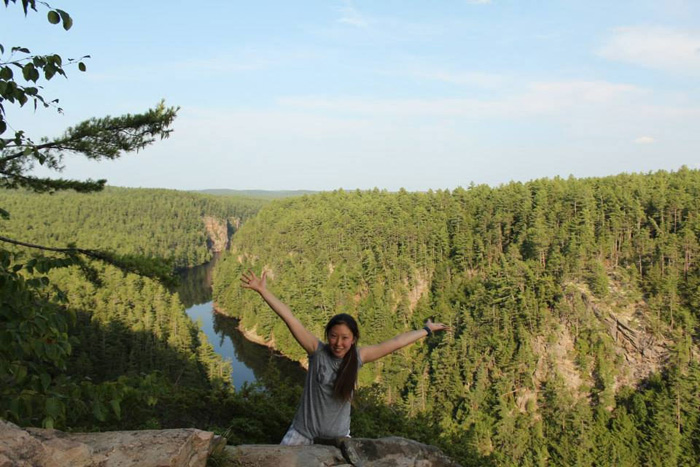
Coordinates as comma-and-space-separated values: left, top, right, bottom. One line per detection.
2, 0, 700, 191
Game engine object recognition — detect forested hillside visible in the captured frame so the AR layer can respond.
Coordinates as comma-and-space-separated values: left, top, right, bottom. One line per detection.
0, 187, 264, 268
1, 187, 271, 433
214, 168, 700, 465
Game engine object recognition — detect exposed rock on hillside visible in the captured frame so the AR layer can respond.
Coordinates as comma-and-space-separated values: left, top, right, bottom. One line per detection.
203, 215, 231, 252
0, 420, 223, 467
568, 281, 671, 389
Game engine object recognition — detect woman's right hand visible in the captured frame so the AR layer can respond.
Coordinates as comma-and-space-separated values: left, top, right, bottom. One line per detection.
240, 270, 267, 293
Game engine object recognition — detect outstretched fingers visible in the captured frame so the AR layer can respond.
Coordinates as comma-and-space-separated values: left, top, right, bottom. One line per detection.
425, 319, 452, 333
240, 269, 266, 291
240, 270, 254, 287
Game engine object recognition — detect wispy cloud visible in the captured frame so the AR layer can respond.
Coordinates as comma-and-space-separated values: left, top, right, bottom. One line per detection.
85, 47, 317, 82
338, 0, 369, 28
410, 69, 507, 88
634, 136, 657, 144
278, 80, 647, 118
598, 26, 700, 75
466, 0, 492, 4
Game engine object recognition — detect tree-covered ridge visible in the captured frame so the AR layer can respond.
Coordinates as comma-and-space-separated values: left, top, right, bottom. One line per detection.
197, 189, 317, 199
214, 168, 700, 465
1, 250, 249, 432
0, 186, 266, 431
0, 187, 265, 268
1, 0, 282, 444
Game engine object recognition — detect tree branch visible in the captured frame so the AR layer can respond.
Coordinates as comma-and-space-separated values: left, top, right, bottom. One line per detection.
0, 234, 176, 285
0, 234, 93, 255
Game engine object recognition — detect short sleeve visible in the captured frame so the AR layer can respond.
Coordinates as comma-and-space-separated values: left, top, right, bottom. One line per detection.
309, 339, 325, 357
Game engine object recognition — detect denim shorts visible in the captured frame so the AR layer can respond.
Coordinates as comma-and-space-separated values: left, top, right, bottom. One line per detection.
280, 426, 313, 446
280, 425, 351, 446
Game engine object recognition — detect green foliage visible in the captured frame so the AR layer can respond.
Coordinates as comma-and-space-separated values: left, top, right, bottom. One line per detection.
215, 169, 700, 465
0, 242, 236, 429
0, 0, 257, 436
1, 1, 85, 147
0, 249, 72, 427
0, 187, 263, 269
0, 103, 178, 194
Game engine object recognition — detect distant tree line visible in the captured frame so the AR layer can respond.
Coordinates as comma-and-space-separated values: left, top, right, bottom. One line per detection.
0, 187, 264, 268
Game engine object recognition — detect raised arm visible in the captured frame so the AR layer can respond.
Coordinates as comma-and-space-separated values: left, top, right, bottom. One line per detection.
241, 270, 319, 355
359, 320, 451, 364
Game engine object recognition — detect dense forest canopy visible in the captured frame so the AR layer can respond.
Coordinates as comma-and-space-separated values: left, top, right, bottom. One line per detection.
0, 187, 264, 268
214, 168, 700, 465
4, 3, 699, 465
0, 187, 272, 430
3, 167, 700, 465
1, 0, 298, 452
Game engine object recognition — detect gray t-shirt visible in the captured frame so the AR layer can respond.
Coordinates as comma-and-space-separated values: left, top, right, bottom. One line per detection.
292, 340, 363, 440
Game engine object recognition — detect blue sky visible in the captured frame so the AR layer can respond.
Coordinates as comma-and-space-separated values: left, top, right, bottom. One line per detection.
3, 0, 700, 191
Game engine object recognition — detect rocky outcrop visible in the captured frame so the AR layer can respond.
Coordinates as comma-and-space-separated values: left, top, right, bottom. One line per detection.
225, 437, 461, 467
203, 216, 230, 252
0, 420, 224, 467
584, 294, 669, 388
571, 281, 671, 390
0, 421, 459, 467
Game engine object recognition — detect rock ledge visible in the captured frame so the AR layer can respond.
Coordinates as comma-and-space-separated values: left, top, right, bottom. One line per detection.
0, 420, 223, 467
1, 420, 460, 467
226, 436, 461, 467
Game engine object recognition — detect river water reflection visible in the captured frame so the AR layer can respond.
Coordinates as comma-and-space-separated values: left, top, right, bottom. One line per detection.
176, 254, 305, 390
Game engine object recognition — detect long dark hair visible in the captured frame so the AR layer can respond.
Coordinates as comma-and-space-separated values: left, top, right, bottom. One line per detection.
325, 313, 360, 402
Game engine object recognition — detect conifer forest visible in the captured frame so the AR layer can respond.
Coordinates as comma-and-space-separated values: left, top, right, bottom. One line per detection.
3, 169, 700, 465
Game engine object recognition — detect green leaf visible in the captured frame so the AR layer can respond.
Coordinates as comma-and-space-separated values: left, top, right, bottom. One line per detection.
8, 399, 20, 420
1, 66, 14, 80
92, 402, 106, 421
14, 365, 27, 383
0, 120, 6, 135
47, 10, 60, 24
43, 416, 55, 430
45, 397, 62, 418
40, 372, 51, 391
110, 399, 122, 419
56, 9, 73, 31
44, 64, 56, 80
22, 63, 35, 81
78, 62, 86, 72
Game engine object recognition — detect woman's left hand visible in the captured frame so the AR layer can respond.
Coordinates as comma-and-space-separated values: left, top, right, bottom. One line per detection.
425, 319, 451, 334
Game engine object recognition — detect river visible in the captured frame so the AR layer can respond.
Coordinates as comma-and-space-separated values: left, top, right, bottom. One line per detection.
176, 254, 306, 390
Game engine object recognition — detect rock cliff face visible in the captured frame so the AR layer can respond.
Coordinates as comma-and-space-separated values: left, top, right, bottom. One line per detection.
0, 421, 460, 467
203, 215, 231, 252
554, 281, 671, 393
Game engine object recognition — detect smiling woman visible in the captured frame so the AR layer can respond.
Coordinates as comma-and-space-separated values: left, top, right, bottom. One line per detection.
240, 269, 450, 445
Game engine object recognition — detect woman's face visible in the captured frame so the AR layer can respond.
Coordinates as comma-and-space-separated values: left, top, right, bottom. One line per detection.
327, 323, 356, 358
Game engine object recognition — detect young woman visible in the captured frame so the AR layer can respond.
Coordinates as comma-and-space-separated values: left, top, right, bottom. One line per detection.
241, 270, 450, 445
